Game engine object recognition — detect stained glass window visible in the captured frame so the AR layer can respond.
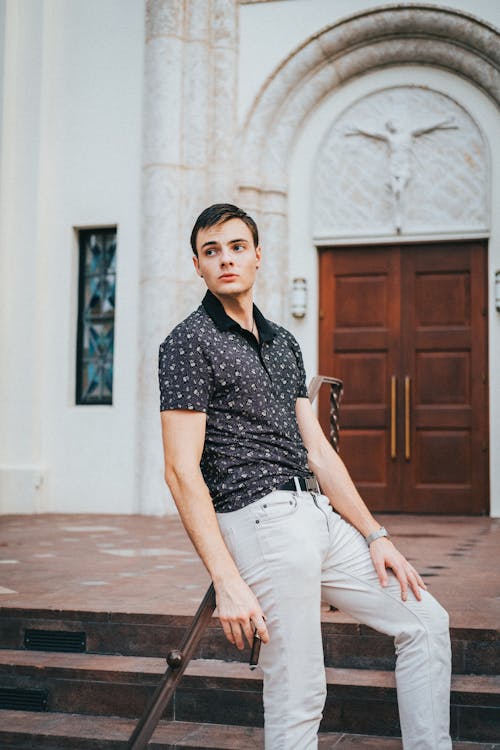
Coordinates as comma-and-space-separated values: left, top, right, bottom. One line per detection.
76, 228, 116, 405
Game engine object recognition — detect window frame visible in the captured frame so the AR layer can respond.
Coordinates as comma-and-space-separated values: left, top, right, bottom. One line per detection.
75, 227, 117, 406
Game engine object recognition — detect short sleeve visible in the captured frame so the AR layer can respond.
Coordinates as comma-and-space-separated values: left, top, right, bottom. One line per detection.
158, 331, 215, 412
287, 333, 308, 399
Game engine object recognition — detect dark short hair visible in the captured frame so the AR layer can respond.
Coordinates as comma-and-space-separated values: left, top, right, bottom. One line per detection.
190, 203, 259, 255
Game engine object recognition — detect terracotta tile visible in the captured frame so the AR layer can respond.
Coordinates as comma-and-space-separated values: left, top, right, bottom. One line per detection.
0, 513, 498, 630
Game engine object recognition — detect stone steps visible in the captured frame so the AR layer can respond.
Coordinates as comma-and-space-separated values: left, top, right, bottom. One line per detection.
0, 711, 499, 750
1, 604, 499, 744
0, 650, 499, 741
1, 606, 498, 674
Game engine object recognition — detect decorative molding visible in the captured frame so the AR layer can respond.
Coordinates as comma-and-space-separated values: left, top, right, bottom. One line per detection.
313, 86, 489, 238
238, 4, 500, 317
314, 231, 490, 247
239, 5, 500, 193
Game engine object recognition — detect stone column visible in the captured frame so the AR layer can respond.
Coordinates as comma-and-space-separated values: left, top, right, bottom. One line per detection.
256, 190, 289, 323
137, 0, 184, 515
237, 184, 289, 323
137, 0, 238, 514
209, 0, 238, 200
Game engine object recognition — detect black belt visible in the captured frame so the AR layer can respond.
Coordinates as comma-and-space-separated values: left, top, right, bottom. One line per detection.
277, 476, 320, 493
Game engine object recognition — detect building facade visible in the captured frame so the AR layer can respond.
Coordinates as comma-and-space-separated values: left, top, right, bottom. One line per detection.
1, 0, 499, 516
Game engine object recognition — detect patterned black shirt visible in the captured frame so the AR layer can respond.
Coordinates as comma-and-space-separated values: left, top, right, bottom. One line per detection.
158, 290, 311, 512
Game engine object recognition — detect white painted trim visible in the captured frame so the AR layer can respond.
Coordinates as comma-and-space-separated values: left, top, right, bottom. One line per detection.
315, 232, 490, 246
0, 465, 49, 514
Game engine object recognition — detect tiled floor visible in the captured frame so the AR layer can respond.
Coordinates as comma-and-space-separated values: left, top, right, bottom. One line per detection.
0, 512, 499, 629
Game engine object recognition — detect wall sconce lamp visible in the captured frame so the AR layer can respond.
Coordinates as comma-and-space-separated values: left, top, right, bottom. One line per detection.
291, 277, 307, 318
496, 270, 500, 312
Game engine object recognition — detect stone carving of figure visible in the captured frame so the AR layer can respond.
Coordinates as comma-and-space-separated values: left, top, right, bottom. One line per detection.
345, 117, 457, 232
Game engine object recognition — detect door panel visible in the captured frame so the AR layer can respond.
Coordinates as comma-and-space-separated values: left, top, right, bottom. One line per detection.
318, 247, 400, 510
318, 241, 489, 515
401, 243, 488, 513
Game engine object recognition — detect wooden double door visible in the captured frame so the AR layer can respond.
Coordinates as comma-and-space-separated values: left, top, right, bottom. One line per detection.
318, 242, 489, 514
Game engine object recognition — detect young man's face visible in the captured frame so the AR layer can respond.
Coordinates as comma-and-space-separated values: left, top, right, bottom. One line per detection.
193, 218, 261, 299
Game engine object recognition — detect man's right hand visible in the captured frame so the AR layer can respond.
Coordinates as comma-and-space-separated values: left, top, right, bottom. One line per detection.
214, 574, 269, 650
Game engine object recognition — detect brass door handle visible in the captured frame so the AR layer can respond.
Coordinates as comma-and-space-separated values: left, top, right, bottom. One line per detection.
405, 375, 411, 461
390, 376, 397, 459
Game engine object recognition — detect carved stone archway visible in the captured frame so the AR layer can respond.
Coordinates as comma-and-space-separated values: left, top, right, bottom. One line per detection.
238, 4, 500, 318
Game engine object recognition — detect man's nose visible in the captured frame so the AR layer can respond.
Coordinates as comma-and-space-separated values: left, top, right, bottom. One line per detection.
220, 248, 233, 265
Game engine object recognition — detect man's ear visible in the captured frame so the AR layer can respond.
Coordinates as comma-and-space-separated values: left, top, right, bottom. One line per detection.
255, 245, 262, 269
192, 254, 203, 277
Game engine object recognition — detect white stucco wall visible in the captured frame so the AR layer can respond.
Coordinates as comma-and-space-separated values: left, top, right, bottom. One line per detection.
0, 0, 144, 513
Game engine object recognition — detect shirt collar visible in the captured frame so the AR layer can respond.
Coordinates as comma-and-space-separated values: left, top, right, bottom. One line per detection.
202, 290, 275, 343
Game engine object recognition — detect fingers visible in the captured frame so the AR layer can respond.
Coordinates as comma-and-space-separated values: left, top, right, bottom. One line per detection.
239, 612, 269, 649
407, 565, 427, 600
416, 570, 427, 590
232, 621, 247, 650
251, 614, 269, 645
394, 562, 429, 602
393, 564, 408, 601
223, 618, 247, 650
241, 617, 255, 649
219, 610, 268, 650
389, 561, 427, 602
220, 619, 238, 648
371, 543, 427, 602
374, 558, 388, 588
215, 578, 268, 650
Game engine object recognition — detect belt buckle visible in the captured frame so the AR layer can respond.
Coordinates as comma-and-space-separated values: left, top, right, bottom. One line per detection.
305, 476, 317, 492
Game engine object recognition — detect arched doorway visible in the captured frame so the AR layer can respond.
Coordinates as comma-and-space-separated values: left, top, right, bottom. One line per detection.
313, 85, 489, 514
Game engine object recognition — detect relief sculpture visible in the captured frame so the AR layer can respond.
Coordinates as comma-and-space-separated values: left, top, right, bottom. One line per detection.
313, 87, 488, 240
345, 116, 457, 232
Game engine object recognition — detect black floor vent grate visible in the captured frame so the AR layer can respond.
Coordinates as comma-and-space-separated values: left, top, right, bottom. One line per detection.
24, 628, 86, 652
0, 687, 48, 711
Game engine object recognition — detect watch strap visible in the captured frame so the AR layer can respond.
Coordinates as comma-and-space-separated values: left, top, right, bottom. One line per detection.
365, 526, 389, 547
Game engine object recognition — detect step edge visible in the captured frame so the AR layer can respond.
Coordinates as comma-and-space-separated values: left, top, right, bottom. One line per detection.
0, 712, 498, 749
1, 609, 497, 639
0, 653, 498, 695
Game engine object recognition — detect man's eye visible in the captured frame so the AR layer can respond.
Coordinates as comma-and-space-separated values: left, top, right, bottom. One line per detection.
204, 249, 216, 257
233, 244, 245, 252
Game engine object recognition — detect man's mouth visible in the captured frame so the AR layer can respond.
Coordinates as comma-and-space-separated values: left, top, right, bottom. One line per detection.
219, 273, 238, 280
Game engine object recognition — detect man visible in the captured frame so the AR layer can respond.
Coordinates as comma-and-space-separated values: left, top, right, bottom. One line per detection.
158, 204, 452, 749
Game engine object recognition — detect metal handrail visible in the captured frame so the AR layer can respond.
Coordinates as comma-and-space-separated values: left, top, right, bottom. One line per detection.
128, 374, 343, 749
308, 376, 343, 452
127, 584, 216, 749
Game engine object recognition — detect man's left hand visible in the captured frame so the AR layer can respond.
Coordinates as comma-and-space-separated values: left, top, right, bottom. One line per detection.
369, 537, 427, 601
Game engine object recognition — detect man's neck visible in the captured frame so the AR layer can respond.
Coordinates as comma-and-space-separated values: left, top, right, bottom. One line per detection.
212, 290, 254, 331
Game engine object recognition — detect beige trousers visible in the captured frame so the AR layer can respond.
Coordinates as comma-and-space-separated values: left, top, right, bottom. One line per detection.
217, 489, 452, 750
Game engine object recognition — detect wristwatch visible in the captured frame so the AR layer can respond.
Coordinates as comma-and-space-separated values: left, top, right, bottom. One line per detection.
365, 526, 389, 547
